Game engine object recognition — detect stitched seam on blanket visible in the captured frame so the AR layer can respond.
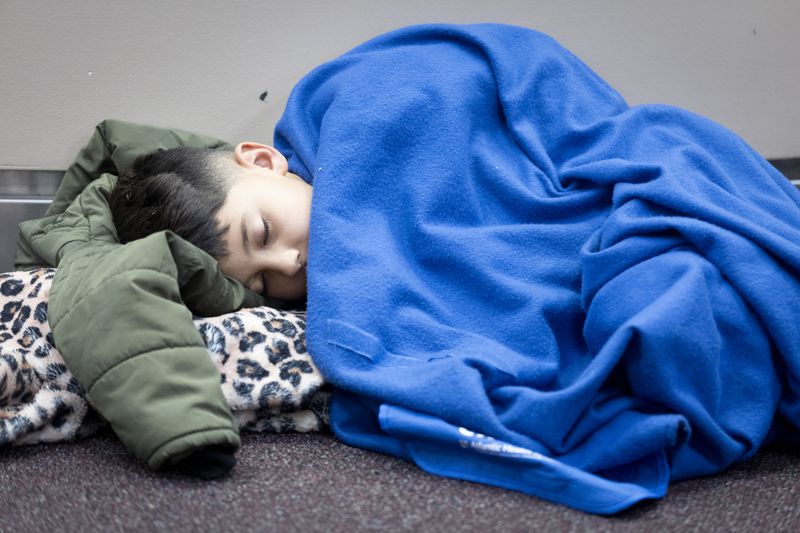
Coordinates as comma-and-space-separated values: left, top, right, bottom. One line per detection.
86, 344, 206, 396
50, 268, 178, 332
148, 427, 238, 463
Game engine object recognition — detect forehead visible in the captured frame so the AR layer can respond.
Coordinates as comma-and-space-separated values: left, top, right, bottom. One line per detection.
216, 183, 251, 227
213, 173, 275, 228
215, 169, 312, 227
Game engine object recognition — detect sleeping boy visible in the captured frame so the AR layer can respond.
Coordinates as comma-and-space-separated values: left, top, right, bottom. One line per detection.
108, 142, 312, 309
18, 23, 800, 512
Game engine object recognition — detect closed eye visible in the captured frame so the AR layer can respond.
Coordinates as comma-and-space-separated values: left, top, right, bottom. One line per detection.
261, 216, 271, 246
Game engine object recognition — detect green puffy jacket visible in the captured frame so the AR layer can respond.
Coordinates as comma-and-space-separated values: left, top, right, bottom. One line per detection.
15, 119, 267, 470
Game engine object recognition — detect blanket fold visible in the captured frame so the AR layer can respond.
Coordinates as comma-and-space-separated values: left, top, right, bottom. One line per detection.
274, 23, 800, 513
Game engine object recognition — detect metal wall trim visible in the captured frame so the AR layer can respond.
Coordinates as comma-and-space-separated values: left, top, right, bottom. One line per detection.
0, 198, 53, 204
1, 160, 798, 193
0, 169, 63, 197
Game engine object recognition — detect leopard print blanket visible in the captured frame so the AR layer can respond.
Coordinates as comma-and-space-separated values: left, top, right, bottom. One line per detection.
0, 268, 330, 447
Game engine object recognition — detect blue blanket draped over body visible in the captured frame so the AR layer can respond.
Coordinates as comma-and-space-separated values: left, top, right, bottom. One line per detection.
273, 23, 800, 513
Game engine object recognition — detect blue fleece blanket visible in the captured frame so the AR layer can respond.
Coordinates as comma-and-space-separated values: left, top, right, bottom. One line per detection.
274, 23, 800, 514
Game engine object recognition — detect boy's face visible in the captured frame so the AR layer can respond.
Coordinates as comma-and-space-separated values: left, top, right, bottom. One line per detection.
214, 143, 312, 301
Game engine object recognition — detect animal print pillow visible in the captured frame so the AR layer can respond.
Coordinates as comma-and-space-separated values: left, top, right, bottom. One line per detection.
0, 268, 330, 446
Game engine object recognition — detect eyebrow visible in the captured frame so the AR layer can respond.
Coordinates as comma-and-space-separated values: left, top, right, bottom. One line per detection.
241, 213, 250, 254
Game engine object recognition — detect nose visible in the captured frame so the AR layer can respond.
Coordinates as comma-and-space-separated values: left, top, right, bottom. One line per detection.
273, 247, 304, 277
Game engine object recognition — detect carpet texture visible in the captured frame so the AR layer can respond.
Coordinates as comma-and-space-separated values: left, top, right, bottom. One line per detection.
1, 429, 798, 532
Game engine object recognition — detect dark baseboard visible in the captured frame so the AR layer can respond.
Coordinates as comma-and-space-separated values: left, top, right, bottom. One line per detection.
0, 159, 799, 192
770, 158, 800, 182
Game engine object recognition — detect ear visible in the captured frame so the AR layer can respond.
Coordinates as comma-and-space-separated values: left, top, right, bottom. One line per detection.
234, 142, 289, 174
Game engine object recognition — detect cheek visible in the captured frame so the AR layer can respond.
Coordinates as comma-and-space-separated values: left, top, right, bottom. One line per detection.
269, 271, 307, 299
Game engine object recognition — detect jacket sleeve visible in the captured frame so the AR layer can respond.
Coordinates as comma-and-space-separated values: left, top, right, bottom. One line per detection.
12, 120, 265, 470
15, 118, 233, 269
40, 177, 265, 468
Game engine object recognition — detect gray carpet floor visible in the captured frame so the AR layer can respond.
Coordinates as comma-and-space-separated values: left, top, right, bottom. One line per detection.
1, 428, 799, 532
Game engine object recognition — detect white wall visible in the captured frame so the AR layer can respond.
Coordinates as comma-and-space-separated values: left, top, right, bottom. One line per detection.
1, 0, 798, 170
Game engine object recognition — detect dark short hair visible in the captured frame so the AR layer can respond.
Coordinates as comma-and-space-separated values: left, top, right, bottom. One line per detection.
108, 147, 233, 257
